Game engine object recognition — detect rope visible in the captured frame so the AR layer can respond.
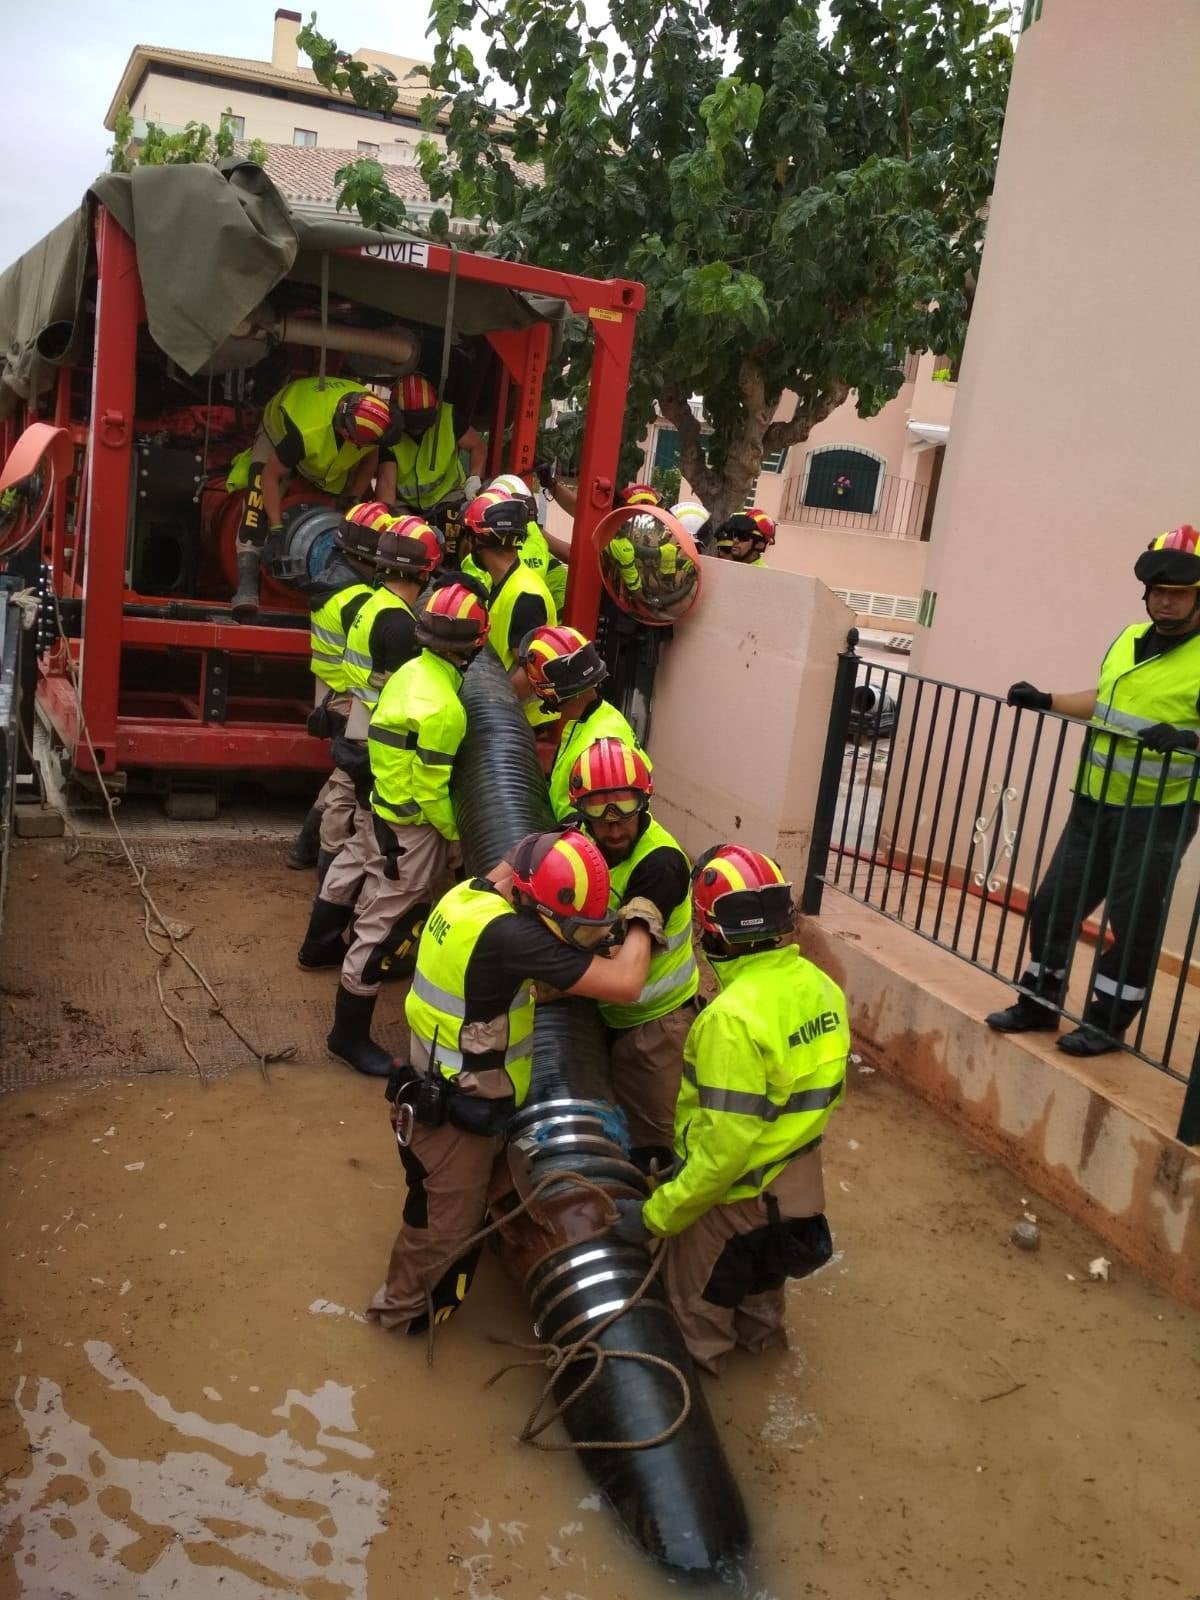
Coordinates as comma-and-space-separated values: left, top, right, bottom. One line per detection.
40, 588, 297, 1086
416, 1164, 692, 1454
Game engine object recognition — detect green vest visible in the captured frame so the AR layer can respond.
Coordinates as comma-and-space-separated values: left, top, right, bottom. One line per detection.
599, 817, 698, 1029
405, 879, 535, 1104
368, 650, 465, 835
262, 378, 376, 494
386, 402, 464, 511
342, 588, 415, 711
643, 945, 848, 1236
487, 559, 558, 728
1078, 624, 1200, 807
549, 700, 650, 820
310, 582, 372, 691
608, 535, 642, 594
461, 521, 567, 615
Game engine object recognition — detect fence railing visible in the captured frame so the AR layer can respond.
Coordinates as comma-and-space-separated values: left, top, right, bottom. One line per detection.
780, 465, 928, 538
805, 631, 1200, 1144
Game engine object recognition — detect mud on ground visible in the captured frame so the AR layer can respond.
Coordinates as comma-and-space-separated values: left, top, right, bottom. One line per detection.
0, 835, 1197, 1599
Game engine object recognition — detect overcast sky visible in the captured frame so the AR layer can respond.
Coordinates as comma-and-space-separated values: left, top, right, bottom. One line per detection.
0, 1, 433, 264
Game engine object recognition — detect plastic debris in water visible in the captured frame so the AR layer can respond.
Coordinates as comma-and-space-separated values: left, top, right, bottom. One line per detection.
1087, 1256, 1111, 1282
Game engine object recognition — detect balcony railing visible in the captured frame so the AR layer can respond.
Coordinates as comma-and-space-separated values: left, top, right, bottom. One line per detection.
780, 466, 929, 539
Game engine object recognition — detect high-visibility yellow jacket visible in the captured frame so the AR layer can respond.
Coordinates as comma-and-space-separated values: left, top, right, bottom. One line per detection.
368, 649, 466, 838
643, 945, 848, 1236
1077, 623, 1200, 807
342, 589, 415, 712
386, 403, 464, 511
310, 582, 373, 692
549, 699, 649, 820
405, 879, 535, 1104
261, 377, 377, 493
461, 521, 566, 610
599, 817, 698, 1030
485, 559, 558, 727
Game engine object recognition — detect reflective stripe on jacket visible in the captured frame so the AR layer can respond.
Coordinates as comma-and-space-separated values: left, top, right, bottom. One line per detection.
368, 649, 466, 837
404, 880, 535, 1104
387, 403, 464, 510
642, 945, 848, 1237
549, 700, 650, 820
599, 817, 698, 1030
310, 582, 372, 691
1077, 623, 1200, 807
261, 377, 376, 494
342, 588, 416, 710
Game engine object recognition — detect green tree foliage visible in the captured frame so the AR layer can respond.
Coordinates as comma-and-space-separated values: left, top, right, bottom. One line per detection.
302, 1, 1013, 522
109, 103, 267, 173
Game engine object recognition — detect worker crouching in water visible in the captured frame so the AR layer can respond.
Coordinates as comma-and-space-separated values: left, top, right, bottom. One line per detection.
232, 379, 391, 619
515, 624, 649, 818
368, 829, 654, 1334
611, 845, 846, 1376
568, 737, 699, 1172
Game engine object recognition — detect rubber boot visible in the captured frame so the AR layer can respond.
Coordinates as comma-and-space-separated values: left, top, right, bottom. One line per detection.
326, 984, 394, 1078
297, 898, 353, 970
231, 548, 261, 621
287, 806, 322, 870
316, 848, 337, 888
985, 991, 1059, 1034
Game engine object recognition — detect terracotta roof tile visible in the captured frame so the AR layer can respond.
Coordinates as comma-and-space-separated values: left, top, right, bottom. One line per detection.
240, 144, 540, 208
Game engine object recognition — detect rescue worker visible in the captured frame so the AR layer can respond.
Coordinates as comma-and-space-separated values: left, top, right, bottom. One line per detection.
987, 525, 1200, 1055
297, 519, 441, 950
287, 503, 390, 871
460, 489, 558, 727
568, 738, 699, 1170
610, 844, 845, 1376
367, 828, 655, 1333
376, 374, 486, 515
716, 508, 775, 565
321, 582, 491, 1077
461, 473, 568, 613
232, 378, 392, 619
516, 624, 650, 818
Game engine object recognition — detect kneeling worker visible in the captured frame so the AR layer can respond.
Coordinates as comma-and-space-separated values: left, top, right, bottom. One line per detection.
516, 624, 650, 818
568, 738, 699, 1170
611, 845, 846, 1377
367, 829, 655, 1333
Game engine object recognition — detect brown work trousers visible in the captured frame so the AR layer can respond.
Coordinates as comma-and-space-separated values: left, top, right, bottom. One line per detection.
367, 1115, 504, 1334
312, 687, 357, 853
662, 1147, 826, 1377
320, 803, 378, 910
337, 819, 448, 997
608, 997, 698, 1152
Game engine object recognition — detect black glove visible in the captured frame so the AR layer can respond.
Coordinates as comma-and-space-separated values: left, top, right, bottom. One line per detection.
535, 460, 556, 491
1007, 681, 1053, 712
1138, 723, 1199, 754
609, 1197, 651, 1244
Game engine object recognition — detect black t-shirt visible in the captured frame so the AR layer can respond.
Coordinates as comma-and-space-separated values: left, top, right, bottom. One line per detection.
370, 603, 419, 675
623, 840, 691, 923
274, 412, 308, 471
464, 882, 592, 1039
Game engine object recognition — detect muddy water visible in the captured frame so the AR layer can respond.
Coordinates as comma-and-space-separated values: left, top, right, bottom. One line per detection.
1, 1063, 1196, 1600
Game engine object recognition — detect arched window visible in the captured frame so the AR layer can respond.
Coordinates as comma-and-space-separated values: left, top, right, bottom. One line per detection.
801, 446, 885, 514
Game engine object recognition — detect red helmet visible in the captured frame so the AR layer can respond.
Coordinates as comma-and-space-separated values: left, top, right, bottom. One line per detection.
569, 737, 653, 820
395, 374, 439, 411
334, 391, 392, 447
1134, 524, 1200, 589
692, 844, 794, 944
510, 828, 616, 949
721, 508, 776, 552
617, 483, 664, 508
463, 488, 528, 548
335, 501, 391, 561
415, 582, 490, 656
489, 473, 538, 519
518, 624, 608, 705
375, 514, 442, 579
344, 501, 393, 530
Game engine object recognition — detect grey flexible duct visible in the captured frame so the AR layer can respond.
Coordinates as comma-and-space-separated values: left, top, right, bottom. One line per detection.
452, 649, 750, 1577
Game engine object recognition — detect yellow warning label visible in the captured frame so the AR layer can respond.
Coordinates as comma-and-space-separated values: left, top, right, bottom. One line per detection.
588, 307, 624, 323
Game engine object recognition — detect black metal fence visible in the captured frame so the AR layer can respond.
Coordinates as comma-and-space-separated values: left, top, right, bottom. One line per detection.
805, 631, 1200, 1144
780, 462, 928, 538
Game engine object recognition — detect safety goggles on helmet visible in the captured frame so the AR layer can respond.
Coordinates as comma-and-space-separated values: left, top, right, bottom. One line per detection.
692, 843, 795, 943
575, 791, 649, 822
509, 828, 616, 950
1134, 525, 1200, 590
519, 626, 609, 704
334, 392, 392, 446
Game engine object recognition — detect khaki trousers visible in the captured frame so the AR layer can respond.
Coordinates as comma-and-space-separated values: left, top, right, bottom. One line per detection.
320, 804, 378, 909
608, 998, 698, 1152
662, 1147, 826, 1377
312, 687, 357, 852
340, 820, 448, 997
367, 1118, 502, 1333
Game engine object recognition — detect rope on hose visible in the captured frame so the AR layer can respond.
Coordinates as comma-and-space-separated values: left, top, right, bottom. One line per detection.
417, 1166, 692, 1454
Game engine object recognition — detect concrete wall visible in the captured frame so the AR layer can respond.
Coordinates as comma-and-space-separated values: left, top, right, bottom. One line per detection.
769, 524, 929, 600
646, 557, 853, 887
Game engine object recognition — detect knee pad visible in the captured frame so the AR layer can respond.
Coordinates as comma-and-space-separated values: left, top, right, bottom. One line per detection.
362, 902, 431, 985
405, 1244, 484, 1336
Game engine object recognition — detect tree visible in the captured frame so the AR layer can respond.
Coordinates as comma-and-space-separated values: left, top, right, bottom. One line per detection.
301, 1, 1013, 523
109, 103, 267, 172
